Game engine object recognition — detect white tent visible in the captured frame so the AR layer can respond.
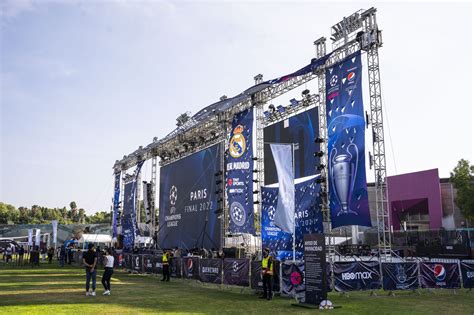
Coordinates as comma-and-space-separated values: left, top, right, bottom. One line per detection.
78, 234, 112, 249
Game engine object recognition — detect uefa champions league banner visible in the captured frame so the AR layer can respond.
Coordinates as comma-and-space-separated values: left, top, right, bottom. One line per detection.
333, 261, 381, 291
382, 262, 419, 291
460, 261, 474, 288
112, 172, 121, 239
159, 144, 221, 250
281, 261, 305, 300
420, 262, 461, 289
226, 109, 255, 234
325, 51, 371, 228
122, 161, 144, 250
200, 259, 223, 284
261, 176, 324, 261
122, 182, 135, 249
223, 259, 250, 286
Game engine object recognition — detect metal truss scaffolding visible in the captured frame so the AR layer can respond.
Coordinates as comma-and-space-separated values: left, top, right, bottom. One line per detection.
111, 7, 391, 257
363, 9, 392, 260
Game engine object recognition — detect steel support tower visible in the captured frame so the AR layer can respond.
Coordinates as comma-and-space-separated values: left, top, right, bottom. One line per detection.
253, 74, 265, 239
363, 9, 391, 260
151, 151, 158, 238
314, 37, 334, 259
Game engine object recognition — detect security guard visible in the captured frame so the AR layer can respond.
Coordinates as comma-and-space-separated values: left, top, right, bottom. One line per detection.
261, 248, 274, 300
161, 250, 170, 281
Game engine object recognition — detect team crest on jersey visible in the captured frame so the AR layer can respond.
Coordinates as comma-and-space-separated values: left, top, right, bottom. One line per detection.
229, 125, 246, 158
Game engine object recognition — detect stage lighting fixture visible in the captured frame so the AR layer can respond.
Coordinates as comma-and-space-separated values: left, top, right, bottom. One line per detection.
214, 209, 223, 214
253, 201, 260, 205
276, 105, 285, 113
317, 164, 326, 171
215, 189, 223, 194
215, 171, 223, 176
268, 104, 276, 113
289, 98, 298, 107
216, 180, 222, 185
302, 89, 310, 96
217, 198, 223, 203
314, 151, 324, 157
264, 111, 271, 119
253, 190, 259, 194
252, 179, 259, 183
314, 137, 324, 143
252, 170, 259, 173
252, 157, 258, 161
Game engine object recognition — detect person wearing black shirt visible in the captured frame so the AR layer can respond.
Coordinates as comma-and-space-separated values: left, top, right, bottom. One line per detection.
82, 244, 98, 296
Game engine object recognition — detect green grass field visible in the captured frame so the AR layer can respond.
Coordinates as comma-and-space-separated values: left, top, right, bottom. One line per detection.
0, 263, 473, 314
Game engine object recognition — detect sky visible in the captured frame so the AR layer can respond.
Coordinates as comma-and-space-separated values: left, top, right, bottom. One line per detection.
1, 1, 472, 214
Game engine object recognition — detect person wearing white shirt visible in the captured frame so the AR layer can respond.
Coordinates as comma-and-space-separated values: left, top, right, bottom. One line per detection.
101, 248, 114, 295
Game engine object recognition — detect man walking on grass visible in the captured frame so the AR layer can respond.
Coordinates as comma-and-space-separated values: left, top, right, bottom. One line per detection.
82, 244, 97, 296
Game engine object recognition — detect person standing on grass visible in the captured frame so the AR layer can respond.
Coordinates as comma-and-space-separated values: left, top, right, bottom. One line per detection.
5, 245, 13, 264
101, 248, 114, 295
18, 246, 25, 265
82, 243, 98, 296
59, 246, 66, 267
161, 250, 170, 281
47, 247, 54, 264
261, 248, 274, 300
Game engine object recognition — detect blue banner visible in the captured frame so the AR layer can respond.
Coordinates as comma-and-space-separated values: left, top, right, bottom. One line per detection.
382, 262, 419, 291
461, 261, 474, 288
226, 109, 255, 234
333, 261, 381, 291
326, 51, 371, 228
159, 144, 221, 250
122, 161, 144, 250
112, 172, 121, 239
420, 262, 461, 289
261, 176, 323, 261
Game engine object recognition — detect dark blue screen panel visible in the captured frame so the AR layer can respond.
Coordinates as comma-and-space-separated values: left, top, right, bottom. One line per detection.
158, 144, 221, 250
264, 107, 320, 185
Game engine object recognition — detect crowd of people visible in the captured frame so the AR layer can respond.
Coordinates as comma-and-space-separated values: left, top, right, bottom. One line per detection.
1, 244, 59, 266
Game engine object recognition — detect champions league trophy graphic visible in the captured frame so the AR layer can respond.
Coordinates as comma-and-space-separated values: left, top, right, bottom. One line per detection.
330, 140, 359, 216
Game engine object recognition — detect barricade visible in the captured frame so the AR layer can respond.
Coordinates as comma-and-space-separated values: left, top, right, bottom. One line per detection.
108, 254, 474, 294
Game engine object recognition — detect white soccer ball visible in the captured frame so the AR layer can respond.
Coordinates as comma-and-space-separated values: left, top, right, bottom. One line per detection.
319, 300, 334, 310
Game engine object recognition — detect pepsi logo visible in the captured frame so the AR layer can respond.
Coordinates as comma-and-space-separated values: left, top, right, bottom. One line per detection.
434, 264, 446, 281
347, 72, 355, 81
290, 271, 302, 285
227, 178, 233, 186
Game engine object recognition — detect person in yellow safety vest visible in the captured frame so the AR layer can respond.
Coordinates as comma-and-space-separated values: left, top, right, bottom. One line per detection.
161, 250, 170, 282
261, 248, 274, 300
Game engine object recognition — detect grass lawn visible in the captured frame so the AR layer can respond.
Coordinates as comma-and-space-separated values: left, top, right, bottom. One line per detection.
0, 263, 473, 314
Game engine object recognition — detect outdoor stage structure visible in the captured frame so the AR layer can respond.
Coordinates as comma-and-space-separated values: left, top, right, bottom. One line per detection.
111, 8, 391, 261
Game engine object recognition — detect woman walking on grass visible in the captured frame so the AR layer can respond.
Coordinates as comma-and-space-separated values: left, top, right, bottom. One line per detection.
101, 248, 114, 295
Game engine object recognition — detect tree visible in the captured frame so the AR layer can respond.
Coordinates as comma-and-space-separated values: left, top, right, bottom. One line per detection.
450, 159, 474, 221
78, 208, 86, 224
0, 202, 9, 224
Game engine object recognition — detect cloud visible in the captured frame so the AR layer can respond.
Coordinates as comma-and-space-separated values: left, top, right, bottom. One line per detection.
0, 0, 35, 19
